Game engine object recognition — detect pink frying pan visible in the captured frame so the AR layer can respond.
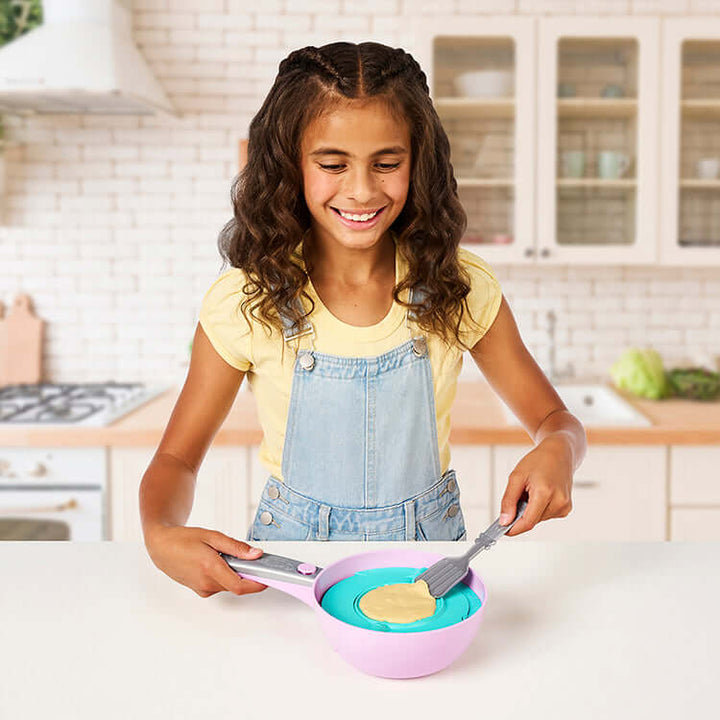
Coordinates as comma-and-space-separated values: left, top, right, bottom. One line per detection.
221, 547, 487, 679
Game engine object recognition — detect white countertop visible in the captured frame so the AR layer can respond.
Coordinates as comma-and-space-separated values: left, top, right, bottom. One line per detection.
0, 540, 717, 719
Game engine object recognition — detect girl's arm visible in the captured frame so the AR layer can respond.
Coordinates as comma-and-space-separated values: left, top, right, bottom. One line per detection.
139, 323, 266, 597
469, 295, 588, 537
140, 322, 244, 540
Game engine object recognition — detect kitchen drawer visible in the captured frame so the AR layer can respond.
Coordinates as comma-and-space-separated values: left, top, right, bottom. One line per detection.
670, 446, 720, 506
448, 445, 491, 508
671, 508, 720, 541
110, 446, 248, 542
492, 445, 667, 541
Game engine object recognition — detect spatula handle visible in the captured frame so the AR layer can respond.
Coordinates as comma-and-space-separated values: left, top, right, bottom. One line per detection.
465, 498, 529, 562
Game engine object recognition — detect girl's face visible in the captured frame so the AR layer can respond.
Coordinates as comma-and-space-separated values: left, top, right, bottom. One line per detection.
300, 98, 411, 256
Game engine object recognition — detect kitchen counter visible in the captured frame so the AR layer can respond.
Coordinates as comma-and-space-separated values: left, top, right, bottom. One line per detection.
1, 381, 718, 447
0, 540, 716, 718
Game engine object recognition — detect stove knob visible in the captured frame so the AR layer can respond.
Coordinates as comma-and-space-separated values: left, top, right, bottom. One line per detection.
28, 462, 47, 477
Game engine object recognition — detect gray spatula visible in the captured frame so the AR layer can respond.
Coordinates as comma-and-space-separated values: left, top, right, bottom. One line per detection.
414, 497, 529, 598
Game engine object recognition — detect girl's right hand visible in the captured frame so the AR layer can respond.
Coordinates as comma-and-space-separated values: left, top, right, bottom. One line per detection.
145, 525, 269, 598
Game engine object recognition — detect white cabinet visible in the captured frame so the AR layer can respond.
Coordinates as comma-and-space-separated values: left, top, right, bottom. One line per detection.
412, 16, 537, 265
492, 444, 667, 541
449, 445, 493, 534
109, 446, 250, 542
413, 15, 662, 265
669, 445, 720, 541
661, 19, 720, 266
537, 17, 660, 264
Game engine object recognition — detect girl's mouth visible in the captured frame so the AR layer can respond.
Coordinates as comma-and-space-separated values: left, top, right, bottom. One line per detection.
331, 206, 386, 230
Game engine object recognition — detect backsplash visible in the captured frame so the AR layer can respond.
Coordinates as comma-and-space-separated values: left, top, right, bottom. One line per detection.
1, 0, 719, 385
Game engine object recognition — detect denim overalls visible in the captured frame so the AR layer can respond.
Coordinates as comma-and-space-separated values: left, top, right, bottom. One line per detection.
246, 284, 467, 542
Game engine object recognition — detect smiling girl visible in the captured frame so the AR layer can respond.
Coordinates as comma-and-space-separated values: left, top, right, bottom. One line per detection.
139, 42, 587, 599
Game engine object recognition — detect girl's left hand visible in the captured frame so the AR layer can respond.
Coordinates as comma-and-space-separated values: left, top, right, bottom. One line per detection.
498, 433, 574, 536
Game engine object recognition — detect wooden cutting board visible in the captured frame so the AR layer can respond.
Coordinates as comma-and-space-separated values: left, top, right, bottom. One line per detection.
0, 294, 44, 385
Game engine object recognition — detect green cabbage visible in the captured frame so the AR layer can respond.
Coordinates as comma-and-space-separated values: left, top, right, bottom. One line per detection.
610, 348, 671, 400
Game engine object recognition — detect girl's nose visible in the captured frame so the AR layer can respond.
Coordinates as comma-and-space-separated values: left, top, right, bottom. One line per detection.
345, 166, 376, 204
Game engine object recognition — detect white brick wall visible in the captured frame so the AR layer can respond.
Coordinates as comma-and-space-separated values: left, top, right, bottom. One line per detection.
1, 0, 719, 385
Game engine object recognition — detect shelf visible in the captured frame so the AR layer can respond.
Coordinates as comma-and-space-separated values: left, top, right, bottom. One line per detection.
557, 98, 638, 118
680, 179, 720, 188
557, 178, 636, 188
434, 97, 515, 118
681, 100, 720, 118
457, 178, 514, 187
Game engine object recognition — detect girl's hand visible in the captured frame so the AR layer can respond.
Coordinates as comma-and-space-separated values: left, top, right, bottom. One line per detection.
145, 525, 269, 598
497, 433, 574, 536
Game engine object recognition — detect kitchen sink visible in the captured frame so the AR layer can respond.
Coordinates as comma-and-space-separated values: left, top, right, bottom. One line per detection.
499, 383, 652, 427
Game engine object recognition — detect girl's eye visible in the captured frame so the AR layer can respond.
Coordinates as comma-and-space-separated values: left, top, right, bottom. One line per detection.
318, 163, 401, 171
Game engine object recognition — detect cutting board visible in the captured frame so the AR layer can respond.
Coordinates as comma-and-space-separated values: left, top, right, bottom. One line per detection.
0, 294, 44, 385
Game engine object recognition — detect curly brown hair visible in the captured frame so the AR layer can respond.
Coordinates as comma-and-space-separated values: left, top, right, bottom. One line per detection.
218, 41, 483, 352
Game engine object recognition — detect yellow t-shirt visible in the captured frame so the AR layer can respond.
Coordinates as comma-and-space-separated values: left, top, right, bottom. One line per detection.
198, 240, 502, 483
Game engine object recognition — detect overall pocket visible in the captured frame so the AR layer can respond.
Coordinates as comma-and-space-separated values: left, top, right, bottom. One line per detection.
415, 476, 467, 541
248, 478, 314, 541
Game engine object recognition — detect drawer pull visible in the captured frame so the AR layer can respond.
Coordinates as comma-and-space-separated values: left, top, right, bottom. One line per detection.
573, 480, 599, 489
0, 498, 79, 515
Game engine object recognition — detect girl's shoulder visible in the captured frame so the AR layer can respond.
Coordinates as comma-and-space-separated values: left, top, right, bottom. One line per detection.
456, 246, 501, 287
199, 267, 254, 332
454, 247, 503, 346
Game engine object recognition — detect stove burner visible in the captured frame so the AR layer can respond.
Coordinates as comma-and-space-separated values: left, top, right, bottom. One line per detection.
0, 382, 148, 424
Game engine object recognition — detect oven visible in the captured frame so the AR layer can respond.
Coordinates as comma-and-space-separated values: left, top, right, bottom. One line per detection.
0, 447, 106, 541
0, 382, 167, 541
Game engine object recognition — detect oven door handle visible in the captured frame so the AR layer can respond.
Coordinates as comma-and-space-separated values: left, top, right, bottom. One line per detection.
0, 498, 79, 515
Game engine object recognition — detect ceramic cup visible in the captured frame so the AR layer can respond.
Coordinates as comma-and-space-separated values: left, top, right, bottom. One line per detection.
697, 158, 720, 180
601, 83, 624, 98
598, 151, 630, 179
560, 151, 585, 178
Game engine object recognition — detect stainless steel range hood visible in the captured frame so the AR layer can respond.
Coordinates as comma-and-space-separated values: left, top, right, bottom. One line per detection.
0, 0, 178, 116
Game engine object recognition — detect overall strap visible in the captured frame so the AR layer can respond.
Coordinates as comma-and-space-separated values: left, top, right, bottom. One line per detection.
278, 294, 315, 350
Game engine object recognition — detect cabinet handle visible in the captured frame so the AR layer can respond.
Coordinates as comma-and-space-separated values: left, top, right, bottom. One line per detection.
524, 247, 535, 257
540, 248, 550, 258
0, 498, 79, 515
573, 480, 599, 489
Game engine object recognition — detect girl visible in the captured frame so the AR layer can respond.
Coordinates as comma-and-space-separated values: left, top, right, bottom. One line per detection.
140, 42, 586, 599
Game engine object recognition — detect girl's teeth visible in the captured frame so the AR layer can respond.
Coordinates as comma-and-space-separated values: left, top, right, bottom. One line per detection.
338, 209, 379, 222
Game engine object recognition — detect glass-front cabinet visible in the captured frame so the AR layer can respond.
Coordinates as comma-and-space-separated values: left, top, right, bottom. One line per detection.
412, 17, 536, 264
661, 19, 720, 266
537, 17, 659, 264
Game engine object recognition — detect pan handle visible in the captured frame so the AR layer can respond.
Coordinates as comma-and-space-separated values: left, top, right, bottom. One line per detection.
220, 551, 323, 606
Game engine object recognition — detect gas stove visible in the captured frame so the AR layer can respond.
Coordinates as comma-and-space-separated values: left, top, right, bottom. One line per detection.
0, 382, 168, 427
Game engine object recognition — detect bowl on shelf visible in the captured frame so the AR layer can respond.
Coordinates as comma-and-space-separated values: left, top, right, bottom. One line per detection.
453, 70, 513, 98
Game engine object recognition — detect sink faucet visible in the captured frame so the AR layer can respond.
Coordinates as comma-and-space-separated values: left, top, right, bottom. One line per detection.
546, 309, 574, 384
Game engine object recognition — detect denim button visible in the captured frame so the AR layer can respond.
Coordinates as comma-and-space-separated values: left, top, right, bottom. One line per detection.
412, 336, 428, 357
447, 504, 459, 517
268, 486, 280, 500
299, 351, 315, 371
260, 511, 273, 525
446, 478, 457, 493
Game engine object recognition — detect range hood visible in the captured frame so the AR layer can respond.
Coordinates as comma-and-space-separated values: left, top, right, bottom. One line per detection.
0, 0, 178, 116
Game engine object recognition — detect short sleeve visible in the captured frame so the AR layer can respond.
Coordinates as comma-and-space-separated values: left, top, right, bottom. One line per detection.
198, 268, 253, 372
457, 247, 503, 349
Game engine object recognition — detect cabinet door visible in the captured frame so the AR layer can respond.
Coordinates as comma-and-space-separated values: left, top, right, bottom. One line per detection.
537, 17, 659, 264
109, 447, 248, 542
660, 19, 720, 266
448, 445, 492, 533
411, 16, 536, 264
669, 445, 720, 541
493, 444, 667, 541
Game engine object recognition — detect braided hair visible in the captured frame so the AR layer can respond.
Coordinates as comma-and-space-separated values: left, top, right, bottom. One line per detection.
218, 42, 481, 352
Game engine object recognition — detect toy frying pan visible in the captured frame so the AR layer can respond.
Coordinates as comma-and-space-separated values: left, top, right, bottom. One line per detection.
220, 548, 487, 679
